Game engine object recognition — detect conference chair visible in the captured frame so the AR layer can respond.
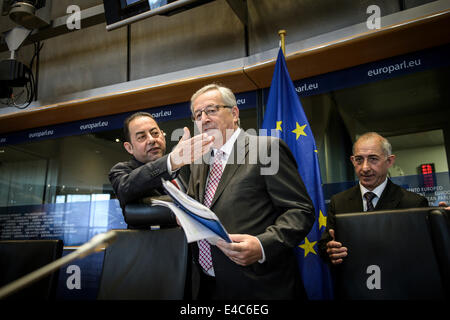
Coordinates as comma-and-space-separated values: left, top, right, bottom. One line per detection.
97, 203, 189, 300
334, 207, 449, 300
0, 239, 63, 300
428, 208, 450, 298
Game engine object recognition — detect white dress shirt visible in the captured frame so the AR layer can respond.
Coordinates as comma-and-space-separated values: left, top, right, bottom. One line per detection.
359, 178, 388, 211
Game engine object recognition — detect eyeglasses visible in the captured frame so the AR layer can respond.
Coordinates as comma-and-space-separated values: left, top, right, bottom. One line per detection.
191, 105, 232, 122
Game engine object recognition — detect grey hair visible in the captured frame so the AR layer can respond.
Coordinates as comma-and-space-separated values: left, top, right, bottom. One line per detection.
190, 84, 236, 112
353, 132, 392, 156
190, 83, 240, 127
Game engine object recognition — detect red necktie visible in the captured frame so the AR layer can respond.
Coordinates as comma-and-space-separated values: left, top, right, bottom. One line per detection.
170, 179, 180, 190
198, 151, 224, 273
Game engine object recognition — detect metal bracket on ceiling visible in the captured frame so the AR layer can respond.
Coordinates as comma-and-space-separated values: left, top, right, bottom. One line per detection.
0, 4, 106, 53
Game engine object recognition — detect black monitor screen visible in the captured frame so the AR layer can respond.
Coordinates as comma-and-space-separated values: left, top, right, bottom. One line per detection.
120, 0, 147, 9
104, 0, 149, 26
126, 0, 143, 5
104, 0, 175, 27
103, 0, 212, 29
118, 0, 149, 10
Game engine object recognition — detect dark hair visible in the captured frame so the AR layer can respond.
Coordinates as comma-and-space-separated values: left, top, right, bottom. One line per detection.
123, 112, 155, 142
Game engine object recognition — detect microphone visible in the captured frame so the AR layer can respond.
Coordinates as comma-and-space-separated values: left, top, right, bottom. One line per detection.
0, 230, 117, 299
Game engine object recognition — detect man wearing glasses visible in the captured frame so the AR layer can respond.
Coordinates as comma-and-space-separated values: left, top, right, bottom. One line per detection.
318, 132, 428, 265
187, 84, 315, 300
109, 111, 213, 212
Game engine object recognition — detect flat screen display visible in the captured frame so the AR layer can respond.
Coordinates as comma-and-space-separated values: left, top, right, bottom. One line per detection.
125, 0, 144, 6
103, 0, 213, 29
119, 0, 148, 9
104, 0, 150, 26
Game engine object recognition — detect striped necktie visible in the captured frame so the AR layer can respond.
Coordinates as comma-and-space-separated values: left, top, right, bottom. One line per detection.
364, 192, 376, 211
198, 150, 224, 273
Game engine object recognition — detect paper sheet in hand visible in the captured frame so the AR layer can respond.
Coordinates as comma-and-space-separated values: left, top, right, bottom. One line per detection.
153, 179, 232, 244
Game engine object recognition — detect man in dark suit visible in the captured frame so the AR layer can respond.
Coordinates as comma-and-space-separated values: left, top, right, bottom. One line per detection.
109, 111, 213, 211
187, 84, 315, 300
318, 132, 428, 265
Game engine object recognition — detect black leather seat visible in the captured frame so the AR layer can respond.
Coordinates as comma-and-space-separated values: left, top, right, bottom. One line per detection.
428, 208, 450, 299
334, 207, 448, 300
0, 239, 63, 300
123, 201, 177, 229
97, 203, 189, 300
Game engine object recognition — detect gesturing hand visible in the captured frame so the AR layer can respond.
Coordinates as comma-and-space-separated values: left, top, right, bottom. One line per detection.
170, 127, 214, 170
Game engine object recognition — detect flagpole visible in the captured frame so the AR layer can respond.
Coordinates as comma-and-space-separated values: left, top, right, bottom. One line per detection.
278, 29, 286, 56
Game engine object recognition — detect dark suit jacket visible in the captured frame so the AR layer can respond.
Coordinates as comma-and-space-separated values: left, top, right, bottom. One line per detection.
188, 131, 315, 300
318, 179, 429, 262
108, 155, 189, 209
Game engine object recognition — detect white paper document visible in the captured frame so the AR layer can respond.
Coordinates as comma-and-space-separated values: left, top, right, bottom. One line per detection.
151, 179, 232, 244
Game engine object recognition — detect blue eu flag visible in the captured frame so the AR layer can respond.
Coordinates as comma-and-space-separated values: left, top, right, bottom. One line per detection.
261, 48, 333, 300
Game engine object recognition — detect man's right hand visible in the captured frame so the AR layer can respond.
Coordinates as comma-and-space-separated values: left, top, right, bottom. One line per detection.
169, 127, 214, 170
438, 201, 450, 211
326, 229, 348, 265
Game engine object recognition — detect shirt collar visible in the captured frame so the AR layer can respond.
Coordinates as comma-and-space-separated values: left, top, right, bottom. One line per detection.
212, 127, 241, 159
359, 178, 388, 199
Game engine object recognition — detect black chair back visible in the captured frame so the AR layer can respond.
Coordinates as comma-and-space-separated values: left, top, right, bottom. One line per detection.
334, 207, 448, 300
428, 209, 450, 298
0, 240, 63, 300
97, 228, 188, 300
98, 200, 188, 300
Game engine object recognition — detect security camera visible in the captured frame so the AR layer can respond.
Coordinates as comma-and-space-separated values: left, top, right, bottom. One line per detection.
8, 1, 49, 30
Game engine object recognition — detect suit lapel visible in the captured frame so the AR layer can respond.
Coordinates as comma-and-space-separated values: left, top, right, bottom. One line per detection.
209, 131, 248, 208
196, 152, 211, 204
177, 165, 190, 192
347, 185, 364, 212
375, 179, 400, 210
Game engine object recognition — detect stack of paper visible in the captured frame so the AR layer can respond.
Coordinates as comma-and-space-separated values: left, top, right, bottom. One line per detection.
151, 179, 231, 244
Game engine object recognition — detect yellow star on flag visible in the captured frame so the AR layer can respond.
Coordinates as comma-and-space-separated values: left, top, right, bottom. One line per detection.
318, 210, 327, 230
299, 237, 317, 257
276, 121, 283, 132
292, 122, 307, 140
